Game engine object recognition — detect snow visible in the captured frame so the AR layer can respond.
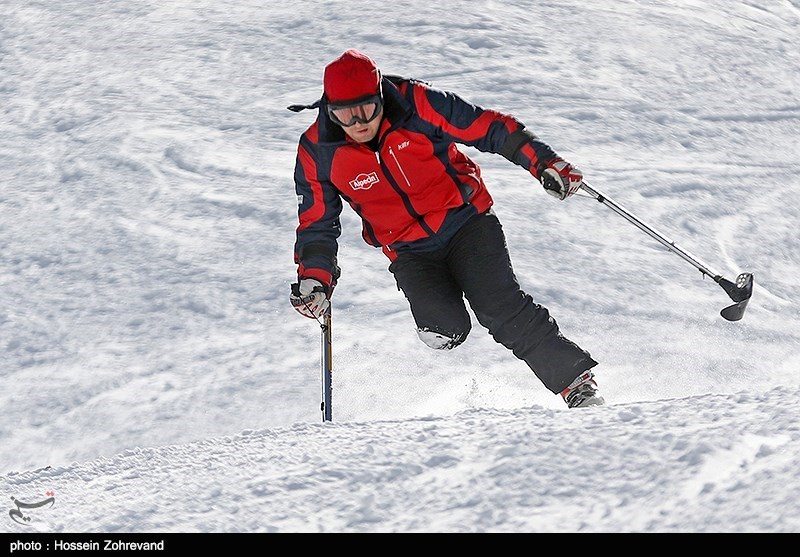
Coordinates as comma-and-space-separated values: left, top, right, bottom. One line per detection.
1, 0, 799, 534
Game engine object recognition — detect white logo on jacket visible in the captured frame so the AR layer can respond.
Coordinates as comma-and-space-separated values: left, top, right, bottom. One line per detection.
349, 172, 380, 191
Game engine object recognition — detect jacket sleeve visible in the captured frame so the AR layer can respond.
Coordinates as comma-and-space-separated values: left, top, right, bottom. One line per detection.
293, 136, 342, 289
410, 82, 560, 180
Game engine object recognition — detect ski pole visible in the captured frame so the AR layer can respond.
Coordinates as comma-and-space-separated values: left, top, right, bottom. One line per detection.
577, 180, 754, 321
320, 305, 333, 422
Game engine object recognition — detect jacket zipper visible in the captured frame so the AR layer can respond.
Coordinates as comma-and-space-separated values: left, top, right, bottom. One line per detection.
388, 146, 412, 189
372, 144, 435, 240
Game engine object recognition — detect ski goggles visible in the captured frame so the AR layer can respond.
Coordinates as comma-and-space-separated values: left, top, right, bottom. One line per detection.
327, 94, 383, 127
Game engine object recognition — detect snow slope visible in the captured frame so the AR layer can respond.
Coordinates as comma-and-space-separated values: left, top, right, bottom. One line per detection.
1, 0, 799, 533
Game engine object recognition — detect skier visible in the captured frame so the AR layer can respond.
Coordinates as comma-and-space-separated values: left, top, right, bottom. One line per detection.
289, 49, 604, 408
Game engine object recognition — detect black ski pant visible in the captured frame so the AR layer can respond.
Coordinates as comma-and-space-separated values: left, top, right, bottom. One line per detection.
389, 210, 597, 394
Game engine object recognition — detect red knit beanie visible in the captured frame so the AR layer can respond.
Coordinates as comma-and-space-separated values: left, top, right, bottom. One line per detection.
324, 49, 381, 104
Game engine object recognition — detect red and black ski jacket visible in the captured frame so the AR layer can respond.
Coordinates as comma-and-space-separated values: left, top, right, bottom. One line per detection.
292, 76, 560, 289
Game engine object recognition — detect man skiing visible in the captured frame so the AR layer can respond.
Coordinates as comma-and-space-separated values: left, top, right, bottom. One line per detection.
289, 49, 604, 408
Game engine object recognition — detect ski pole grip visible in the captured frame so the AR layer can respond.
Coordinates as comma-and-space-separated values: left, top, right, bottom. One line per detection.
541, 173, 566, 200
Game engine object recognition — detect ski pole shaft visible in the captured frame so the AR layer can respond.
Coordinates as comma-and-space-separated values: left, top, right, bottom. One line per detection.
579, 180, 754, 320
320, 305, 333, 422
580, 180, 724, 281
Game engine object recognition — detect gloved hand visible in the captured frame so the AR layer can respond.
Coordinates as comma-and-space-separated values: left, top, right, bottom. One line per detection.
290, 278, 330, 319
540, 158, 584, 200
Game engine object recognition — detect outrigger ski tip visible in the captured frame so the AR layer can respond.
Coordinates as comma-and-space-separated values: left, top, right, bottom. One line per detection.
716, 272, 754, 322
